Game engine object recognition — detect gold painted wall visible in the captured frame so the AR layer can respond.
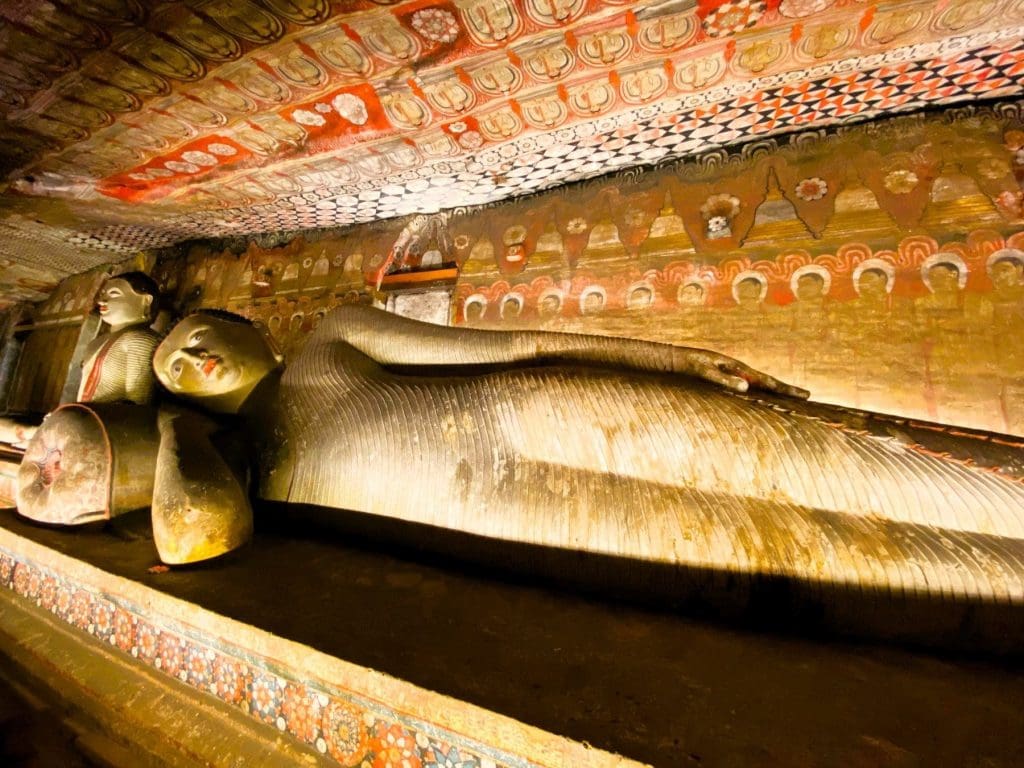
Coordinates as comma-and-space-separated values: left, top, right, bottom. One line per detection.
448, 106, 1024, 436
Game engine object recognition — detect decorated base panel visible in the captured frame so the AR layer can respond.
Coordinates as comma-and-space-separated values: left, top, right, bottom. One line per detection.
3, 506, 1024, 766
0, 518, 640, 768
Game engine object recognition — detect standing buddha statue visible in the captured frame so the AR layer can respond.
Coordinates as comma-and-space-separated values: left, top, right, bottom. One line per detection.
76, 271, 161, 405
13, 272, 163, 524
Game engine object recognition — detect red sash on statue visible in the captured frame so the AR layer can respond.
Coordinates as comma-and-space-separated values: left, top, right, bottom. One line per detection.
80, 336, 116, 402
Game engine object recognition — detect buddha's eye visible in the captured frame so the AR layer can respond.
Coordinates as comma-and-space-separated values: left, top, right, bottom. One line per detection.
170, 359, 184, 379
106, 289, 121, 298
189, 330, 205, 345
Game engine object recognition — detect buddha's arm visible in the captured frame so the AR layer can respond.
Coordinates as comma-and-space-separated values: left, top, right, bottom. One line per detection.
330, 305, 808, 397
151, 410, 252, 564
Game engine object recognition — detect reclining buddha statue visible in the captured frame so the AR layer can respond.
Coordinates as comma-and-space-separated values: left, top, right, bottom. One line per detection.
131, 304, 1024, 607
16, 301, 1024, 607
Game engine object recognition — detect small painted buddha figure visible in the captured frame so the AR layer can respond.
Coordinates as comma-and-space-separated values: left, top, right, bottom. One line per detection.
77, 272, 161, 405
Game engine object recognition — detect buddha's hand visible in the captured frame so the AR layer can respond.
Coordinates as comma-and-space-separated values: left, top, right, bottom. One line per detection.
673, 348, 810, 399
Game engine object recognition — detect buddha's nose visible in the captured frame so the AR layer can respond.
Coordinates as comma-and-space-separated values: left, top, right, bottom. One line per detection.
181, 348, 209, 365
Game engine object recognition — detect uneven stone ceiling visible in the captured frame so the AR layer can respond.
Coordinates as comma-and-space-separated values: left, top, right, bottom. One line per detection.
0, 0, 1022, 307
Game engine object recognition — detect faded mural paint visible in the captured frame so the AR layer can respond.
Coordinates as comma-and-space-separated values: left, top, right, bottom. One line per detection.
1, 0, 1023, 311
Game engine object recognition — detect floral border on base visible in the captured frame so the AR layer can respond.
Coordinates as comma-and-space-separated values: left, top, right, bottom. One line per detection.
0, 547, 533, 768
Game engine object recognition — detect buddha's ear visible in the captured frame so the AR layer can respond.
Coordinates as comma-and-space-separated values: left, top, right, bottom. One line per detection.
269, 336, 285, 364
253, 320, 285, 365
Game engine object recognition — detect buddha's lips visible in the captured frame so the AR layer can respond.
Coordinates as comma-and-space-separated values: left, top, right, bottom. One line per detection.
202, 358, 218, 376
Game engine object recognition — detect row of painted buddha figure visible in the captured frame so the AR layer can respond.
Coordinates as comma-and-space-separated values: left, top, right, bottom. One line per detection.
465, 249, 1024, 324
464, 249, 1024, 434
705, 250, 1024, 434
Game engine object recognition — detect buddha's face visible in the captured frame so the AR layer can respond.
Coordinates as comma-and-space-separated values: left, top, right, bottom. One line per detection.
991, 259, 1023, 291
735, 278, 762, 306
96, 277, 152, 327
857, 269, 887, 300
628, 288, 653, 309
928, 264, 960, 295
678, 284, 705, 307
796, 274, 824, 301
539, 296, 560, 316
154, 314, 280, 412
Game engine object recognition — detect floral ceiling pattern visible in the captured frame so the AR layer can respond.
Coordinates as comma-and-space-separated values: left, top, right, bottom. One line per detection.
0, 0, 1022, 306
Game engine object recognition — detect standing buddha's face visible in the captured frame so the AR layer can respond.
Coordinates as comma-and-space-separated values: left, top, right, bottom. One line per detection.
154, 314, 281, 412
990, 259, 1023, 291
857, 269, 888, 301
735, 278, 762, 306
96, 277, 152, 328
795, 274, 824, 302
583, 292, 604, 313
928, 264, 960, 295
540, 295, 560, 316
678, 283, 705, 307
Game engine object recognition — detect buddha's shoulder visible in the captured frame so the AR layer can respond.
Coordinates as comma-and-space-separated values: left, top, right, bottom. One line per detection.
112, 326, 161, 350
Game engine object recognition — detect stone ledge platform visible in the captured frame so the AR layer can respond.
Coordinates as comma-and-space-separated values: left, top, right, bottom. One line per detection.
1, 506, 1024, 767
0, 510, 641, 768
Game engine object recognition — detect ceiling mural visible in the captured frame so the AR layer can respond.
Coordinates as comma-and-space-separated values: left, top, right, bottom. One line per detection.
0, 0, 1023, 306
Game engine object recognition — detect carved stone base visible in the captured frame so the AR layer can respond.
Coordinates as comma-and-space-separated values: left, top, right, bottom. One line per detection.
3, 506, 1024, 767
0, 511, 639, 768
0, 586, 322, 767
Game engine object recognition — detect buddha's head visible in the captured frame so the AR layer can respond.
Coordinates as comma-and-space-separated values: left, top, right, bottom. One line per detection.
154, 310, 282, 413
857, 268, 888, 301
463, 297, 486, 323
927, 263, 960, 296
627, 285, 654, 310
853, 259, 895, 301
677, 281, 706, 308
539, 292, 562, 317
735, 277, 764, 307
795, 273, 825, 301
990, 255, 1024, 292
580, 288, 605, 315
96, 272, 158, 329
501, 295, 523, 319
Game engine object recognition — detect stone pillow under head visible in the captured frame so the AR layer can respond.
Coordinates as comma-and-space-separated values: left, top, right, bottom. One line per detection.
17, 404, 158, 526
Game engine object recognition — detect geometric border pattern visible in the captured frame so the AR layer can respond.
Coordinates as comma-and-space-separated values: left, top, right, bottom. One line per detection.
67, 29, 1024, 254
0, 544, 628, 768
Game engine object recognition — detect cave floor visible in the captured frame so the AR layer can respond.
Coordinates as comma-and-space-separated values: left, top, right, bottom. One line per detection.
1, 506, 1023, 768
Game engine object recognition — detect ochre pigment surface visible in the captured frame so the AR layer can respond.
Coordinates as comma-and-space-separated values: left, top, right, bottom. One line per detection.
2, 507, 1022, 768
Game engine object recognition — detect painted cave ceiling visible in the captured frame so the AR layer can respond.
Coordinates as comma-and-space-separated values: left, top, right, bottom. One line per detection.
0, 0, 1022, 306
